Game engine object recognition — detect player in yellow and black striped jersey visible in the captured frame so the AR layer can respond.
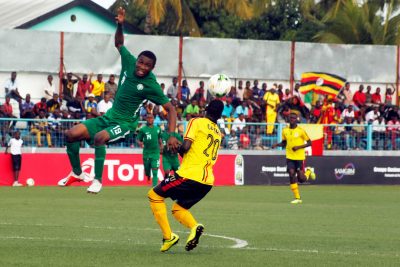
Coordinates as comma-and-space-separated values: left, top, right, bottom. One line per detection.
272, 112, 311, 204
176, 115, 221, 185
148, 99, 224, 253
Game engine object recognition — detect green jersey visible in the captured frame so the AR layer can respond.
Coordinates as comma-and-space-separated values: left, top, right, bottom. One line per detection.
161, 131, 183, 158
105, 46, 169, 122
138, 125, 162, 158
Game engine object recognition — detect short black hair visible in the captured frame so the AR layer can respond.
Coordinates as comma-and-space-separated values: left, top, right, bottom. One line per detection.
206, 99, 224, 121
138, 50, 157, 66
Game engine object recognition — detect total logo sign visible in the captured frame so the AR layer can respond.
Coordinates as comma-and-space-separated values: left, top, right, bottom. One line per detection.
81, 157, 163, 183
334, 163, 355, 180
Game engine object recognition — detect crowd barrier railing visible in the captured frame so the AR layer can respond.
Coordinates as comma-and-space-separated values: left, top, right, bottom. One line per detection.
0, 118, 398, 151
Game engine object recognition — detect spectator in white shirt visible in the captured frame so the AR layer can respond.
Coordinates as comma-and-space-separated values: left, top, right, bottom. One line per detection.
166, 77, 178, 99
97, 93, 113, 115
293, 83, 302, 99
44, 74, 56, 101
5, 130, 23, 186
365, 106, 380, 123
227, 129, 239, 149
341, 105, 355, 120
4, 71, 23, 101
232, 113, 246, 133
372, 116, 386, 150
236, 80, 244, 101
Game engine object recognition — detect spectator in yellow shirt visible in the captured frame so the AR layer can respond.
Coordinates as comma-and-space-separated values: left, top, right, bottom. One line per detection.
263, 87, 280, 134
91, 74, 105, 101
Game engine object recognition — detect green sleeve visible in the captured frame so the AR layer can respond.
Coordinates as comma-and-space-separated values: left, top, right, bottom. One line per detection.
137, 128, 144, 141
119, 46, 136, 74
158, 127, 162, 139
145, 76, 169, 106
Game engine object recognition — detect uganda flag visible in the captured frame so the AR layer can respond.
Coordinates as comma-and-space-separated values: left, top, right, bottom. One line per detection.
299, 72, 346, 97
299, 124, 324, 156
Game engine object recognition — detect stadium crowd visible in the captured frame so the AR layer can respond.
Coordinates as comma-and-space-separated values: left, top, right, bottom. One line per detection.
1, 71, 400, 150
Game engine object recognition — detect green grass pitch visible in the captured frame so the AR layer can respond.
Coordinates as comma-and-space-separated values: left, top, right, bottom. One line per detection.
0, 185, 399, 267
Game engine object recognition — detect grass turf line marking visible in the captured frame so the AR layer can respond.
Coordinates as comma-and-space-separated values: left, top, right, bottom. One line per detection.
2, 222, 399, 257
0, 222, 248, 249
202, 233, 248, 248
0, 235, 399, 258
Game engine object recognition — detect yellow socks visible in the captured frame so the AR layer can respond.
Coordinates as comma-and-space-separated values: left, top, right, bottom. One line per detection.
290, 183, 301, 199
172, 203, 197, 229
148, 189, 172, 240
148, 189, 198, 240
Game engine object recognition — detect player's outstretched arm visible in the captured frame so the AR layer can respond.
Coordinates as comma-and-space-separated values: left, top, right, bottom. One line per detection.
162, 102, 180, 153
115, 7, 125, 50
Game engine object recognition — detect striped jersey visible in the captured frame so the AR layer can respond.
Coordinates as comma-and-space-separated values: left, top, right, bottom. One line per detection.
177, 118, 221, 185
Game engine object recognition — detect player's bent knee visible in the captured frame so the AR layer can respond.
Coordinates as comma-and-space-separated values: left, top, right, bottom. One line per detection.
93, 132, 107, 146
171, 202, 186, 214
65, 129, 78, 143
148, 189, 164, 202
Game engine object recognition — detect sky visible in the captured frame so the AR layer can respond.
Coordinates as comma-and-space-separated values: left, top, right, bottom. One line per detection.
92, 0, 116, 9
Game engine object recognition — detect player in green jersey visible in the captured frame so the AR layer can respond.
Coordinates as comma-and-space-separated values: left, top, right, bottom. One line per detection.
161, 130, 183, 179
137, 113, 163, 187
58, 7, 180, 193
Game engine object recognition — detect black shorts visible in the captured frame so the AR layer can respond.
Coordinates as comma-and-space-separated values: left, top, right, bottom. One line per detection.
11, 154, 21, 171
153, 173, 212, 209
286, 159, 304, 172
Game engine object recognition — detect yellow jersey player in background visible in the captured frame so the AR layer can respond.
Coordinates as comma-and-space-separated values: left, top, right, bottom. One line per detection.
148, 99, 224, 252
272, 112, 311, 204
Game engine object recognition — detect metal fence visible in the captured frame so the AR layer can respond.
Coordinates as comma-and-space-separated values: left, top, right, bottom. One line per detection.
1, 118, 399, 151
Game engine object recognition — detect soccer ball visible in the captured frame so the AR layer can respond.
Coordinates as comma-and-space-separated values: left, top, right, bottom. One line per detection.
207, 73, 232, 98
26, 178, 35, 186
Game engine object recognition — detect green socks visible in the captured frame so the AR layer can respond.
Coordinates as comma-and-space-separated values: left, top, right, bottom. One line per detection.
66, 142, 82, 175
94, 145, 106, 182
67, 143, 106, 182
152, 169, 159, 187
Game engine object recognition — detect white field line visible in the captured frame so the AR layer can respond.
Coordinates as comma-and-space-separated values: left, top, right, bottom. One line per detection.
0, 222, 399, 258
203, 233, 248, 248
0, 222, 247, 249
1, 235, 399, 258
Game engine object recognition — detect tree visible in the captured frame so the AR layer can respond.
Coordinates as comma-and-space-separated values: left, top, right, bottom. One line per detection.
236, 0, 305, 41
314, 0, 400, 44
128, 0, 254, 36
188, 0, 244, 38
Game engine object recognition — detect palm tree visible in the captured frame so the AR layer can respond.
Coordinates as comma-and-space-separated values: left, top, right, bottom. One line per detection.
133, 0, 255, 36
313, 0, 400, 44
299, 0, 349, 24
